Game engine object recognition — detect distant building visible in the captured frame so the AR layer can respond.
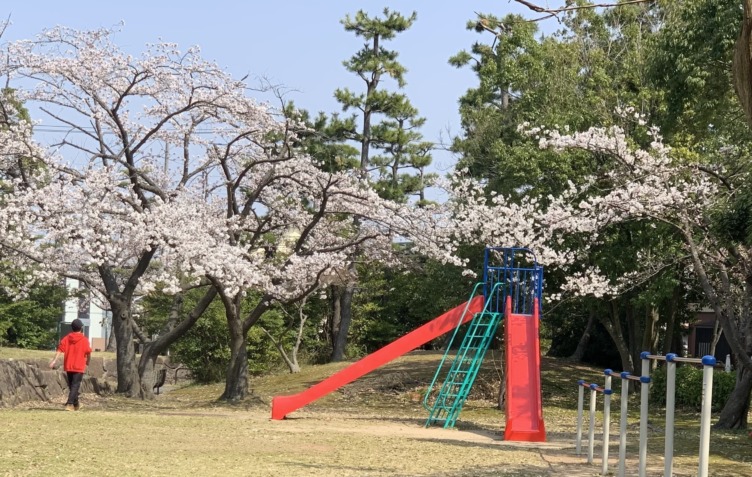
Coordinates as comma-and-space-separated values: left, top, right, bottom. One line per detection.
687, 309, 732, 363
61, 278, 110, 351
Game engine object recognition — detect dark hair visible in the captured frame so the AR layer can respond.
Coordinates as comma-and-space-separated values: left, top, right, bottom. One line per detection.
71, 319, 84, 332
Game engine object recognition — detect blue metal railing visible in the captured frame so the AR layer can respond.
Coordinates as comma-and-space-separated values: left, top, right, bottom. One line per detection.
483, 247, 543, 315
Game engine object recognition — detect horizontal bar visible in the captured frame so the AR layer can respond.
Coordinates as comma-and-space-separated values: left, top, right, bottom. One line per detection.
641, 352, 717, 366
604, 369, 646, 382
669, 356, 705, 364
485, 266, 539, 271
576, 381, 613, 394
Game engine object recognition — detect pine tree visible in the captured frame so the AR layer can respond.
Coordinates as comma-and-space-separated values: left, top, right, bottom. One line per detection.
327, 8, 435, 361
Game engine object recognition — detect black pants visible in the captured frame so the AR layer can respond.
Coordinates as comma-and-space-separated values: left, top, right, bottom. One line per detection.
65, 372, 84, 406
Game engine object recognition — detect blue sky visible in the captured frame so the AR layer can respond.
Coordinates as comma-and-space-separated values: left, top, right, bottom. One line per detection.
3, 1, 536, 177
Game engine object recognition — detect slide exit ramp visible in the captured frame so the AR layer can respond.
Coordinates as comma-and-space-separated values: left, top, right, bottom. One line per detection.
270, 294, 484, 420
504, 296, 546, 442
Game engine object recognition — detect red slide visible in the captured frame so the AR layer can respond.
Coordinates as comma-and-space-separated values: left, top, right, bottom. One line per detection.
271, 295, 485, 420
504, 297, 546, 442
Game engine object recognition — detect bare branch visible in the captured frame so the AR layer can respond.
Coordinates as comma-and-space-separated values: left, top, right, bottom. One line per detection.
513, 0, 653, 21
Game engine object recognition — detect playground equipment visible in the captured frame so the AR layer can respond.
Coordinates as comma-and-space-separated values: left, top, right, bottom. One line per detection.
604, 369, 645, 477
639, 352, 716, 477
271, 246, 546, 443
575, 380, 612, 471
270, 295, 484, 420
423, 247, 546, 442
576, 353, 717, 477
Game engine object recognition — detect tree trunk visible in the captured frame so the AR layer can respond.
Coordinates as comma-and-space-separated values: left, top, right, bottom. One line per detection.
501, 90, 510, 110
641, 306, 660, 355
217, 292, 270, 401
710, 318, 723, 357
662, 286, 680, 355
264, 328, 302, 374
136, 287, 217, 398
137, 343, 158, 400
625, 303, 642, 372
712, 0, 752, 429
568, 308, 595, 362
110, 301, 140, 396
601, 302, 635, 373
222, 326, 249, 401
287, 359, 301, 374
99, 249, 157, 398
497, 372, 506, 410
282, 300, 308, 373
714, 282, 752, 429
329, 285, 342, 352
104, 307, 117, 353
733, 0, 752, 127
331, 284, 354, 362
683, 230, 752, 429
105, 313, 116, 352
496, 332, 506, 410
359, 33, 379, 174
715, 364, 752, 429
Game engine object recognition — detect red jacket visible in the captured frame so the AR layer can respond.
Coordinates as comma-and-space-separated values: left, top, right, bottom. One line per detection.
57, 332, 92, 373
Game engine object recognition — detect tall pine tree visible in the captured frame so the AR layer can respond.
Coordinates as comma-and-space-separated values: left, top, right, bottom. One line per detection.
327, 8, 434, 361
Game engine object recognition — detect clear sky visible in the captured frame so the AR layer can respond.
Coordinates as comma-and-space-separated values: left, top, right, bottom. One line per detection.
3, 1, 535, 177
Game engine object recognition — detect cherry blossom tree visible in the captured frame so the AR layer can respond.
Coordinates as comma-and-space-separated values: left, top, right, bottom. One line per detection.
0, 26, 299, 397
509, 114, 752, 429
0, 26, 464, 400
170, 144, 461, 399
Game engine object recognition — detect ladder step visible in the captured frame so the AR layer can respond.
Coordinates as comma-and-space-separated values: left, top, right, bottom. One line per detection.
427, 308, 499, 429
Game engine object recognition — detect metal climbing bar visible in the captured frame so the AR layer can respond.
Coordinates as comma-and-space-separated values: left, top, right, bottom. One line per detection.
424, 282, 505, 428
423, 282, 486, 412
575, 380, 613, 466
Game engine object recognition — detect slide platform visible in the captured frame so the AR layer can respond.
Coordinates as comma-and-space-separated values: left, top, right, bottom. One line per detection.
504, 297, 546, 442
271, 295, 485, 420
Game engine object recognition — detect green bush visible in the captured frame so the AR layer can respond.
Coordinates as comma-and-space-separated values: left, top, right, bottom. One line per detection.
650, 364, 735, 411
170, 311, 231, 383
0, 285, 67, 349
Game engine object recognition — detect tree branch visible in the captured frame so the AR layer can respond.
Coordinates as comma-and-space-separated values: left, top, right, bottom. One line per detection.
513, 0, 653, 20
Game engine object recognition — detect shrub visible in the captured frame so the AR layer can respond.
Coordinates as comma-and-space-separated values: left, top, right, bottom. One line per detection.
170, 311, 231, 384
0, 285, 67, 349
650, 364, 735, 411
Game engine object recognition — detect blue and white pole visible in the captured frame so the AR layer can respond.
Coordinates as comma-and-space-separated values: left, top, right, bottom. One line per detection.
640, 353, 717, 477
638, 352, 651, 477
617, 371, 631, 477
588, 383, 598, 464
698, 355, 716, 477
576, 379, 586, 456
602, 371, 613, 476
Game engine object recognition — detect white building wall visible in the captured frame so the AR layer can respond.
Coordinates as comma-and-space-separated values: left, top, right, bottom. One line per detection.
63, 279, 79, 322
88, 306, 105, 341
62, 278, 107, 340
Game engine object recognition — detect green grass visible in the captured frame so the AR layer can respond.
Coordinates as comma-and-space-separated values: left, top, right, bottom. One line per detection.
1, 351, 750, 476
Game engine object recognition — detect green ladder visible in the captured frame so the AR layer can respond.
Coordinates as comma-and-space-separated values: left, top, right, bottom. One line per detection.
424, 305, 502, 428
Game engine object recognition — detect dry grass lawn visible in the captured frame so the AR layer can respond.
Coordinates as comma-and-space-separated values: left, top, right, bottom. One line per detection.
1, 350, 751, 476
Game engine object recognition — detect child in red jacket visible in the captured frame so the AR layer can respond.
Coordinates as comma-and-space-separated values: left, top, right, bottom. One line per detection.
49, 319, 92, 411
